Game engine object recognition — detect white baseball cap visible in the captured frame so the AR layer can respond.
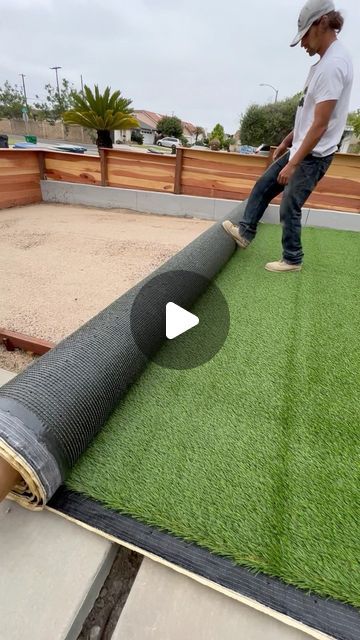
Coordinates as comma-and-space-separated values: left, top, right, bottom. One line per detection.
290, 0, 335, 47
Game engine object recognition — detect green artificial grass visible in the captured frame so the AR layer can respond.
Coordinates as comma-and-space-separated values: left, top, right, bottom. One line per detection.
67, 224, 360, 607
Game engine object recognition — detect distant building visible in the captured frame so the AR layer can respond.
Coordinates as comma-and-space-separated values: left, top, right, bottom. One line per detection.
115, 110, 199, 145
339, 125, 359, 153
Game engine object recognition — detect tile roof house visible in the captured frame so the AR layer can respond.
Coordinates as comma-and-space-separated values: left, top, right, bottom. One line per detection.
115, 110, 199, 146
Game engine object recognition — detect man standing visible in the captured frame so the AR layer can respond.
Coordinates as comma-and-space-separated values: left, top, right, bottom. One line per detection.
222, 0, 353, 272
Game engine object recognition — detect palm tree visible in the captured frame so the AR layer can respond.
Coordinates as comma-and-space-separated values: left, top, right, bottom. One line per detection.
63, 85, 139, 149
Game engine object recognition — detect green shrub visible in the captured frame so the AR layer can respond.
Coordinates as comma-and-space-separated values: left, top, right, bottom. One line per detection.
131, 130, 144, 145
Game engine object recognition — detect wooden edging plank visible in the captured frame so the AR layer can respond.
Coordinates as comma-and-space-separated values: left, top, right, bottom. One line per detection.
0, 328, 55, 355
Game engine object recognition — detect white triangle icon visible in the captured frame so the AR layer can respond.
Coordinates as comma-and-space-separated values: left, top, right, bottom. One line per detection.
166, 302, 199, 340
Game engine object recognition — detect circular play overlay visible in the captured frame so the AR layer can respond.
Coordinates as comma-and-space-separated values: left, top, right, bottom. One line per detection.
130, 270, 230, 370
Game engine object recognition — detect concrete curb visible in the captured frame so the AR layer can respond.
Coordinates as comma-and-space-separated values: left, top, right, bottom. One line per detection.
41, 181, 360, 232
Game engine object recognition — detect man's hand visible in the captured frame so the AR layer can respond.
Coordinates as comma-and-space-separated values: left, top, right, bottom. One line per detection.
277, 162, 297, 185
273, 143, 288, 161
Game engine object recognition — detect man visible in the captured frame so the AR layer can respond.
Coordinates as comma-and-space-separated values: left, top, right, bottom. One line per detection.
222, 0, 353, 272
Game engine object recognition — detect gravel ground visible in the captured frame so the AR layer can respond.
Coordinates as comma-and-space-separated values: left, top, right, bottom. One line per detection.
0, 346, 38, 373
0, 203, 212, 371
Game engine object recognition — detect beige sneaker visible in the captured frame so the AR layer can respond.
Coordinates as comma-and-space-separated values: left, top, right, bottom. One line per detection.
265, 260, 302, 272
222, 220, 249, 248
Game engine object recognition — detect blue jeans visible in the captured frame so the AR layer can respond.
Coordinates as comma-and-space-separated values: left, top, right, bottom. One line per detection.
239, 152, 334, 264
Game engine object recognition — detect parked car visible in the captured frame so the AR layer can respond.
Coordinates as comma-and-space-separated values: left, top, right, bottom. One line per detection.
157, 137, 181, 148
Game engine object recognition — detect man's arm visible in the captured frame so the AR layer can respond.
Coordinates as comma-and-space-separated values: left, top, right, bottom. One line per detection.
277, 100, 337, 185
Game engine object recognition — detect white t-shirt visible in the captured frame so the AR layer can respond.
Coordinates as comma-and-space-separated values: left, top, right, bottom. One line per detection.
290, 40, 353, 159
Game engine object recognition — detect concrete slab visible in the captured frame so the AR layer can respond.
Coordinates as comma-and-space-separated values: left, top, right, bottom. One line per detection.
306, 208, 360, 231
112, 558, 311, 640
214, 198, 239, 220
136, 190, 216, 220
42, 181, 360, 233
0, 368, 16, 385
0, 369, 116, 640
42, 181, 138, 210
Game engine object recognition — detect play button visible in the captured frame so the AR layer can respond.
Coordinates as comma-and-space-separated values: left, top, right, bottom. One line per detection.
166, 303, 199, 340
130, 269, 230, 370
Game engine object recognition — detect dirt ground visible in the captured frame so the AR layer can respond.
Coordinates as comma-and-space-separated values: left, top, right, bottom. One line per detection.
0, 203, 212, 371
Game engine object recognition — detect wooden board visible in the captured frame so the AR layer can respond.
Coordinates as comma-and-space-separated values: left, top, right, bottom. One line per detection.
0, 150, 42, 209
0, 328, 54, 355
44, 152, 101, 185
106, 150, 176, 192
181, 150, 268, 200
181, 150, 360, 213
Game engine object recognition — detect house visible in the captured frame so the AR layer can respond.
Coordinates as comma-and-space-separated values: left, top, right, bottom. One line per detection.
115, 110, 200, 146
339, 125, 359, 153
182, 121, 197, 145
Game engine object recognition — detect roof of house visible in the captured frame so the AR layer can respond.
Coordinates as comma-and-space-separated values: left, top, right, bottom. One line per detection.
134, 110, 198, 135
134, 110, 163, 130
182, 121, 196, 135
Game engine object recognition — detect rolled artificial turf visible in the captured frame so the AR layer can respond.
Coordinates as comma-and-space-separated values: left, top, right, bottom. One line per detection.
67, 224, 360, 607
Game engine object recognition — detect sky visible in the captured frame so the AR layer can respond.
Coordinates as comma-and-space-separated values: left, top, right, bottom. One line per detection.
1, 0, 359, 133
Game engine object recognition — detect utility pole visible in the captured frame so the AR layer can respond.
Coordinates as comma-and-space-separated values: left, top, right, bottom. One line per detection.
50, 66, 62, 96
80, 74, 84, 93
19, 73, 29, 133
19, 74, 28, 109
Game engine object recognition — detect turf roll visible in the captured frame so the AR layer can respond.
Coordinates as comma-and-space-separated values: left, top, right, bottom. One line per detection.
0, 203, 245, 508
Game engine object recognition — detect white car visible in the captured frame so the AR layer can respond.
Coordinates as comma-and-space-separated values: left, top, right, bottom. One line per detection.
157, 137, 181, 148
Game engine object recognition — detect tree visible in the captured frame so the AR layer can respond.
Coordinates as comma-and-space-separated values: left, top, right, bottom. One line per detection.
63, 84, 138, 149
209, 123, 225, 146
348, 110, 360, 138
180, 134, 190, 147
194, 126, 205, 142
33, 79, 81, 122
223, 136, 235, 151
0, 81, 26, 119
131, 130, 144, 145
156, 115, 183, 139
240, 94, 300, 147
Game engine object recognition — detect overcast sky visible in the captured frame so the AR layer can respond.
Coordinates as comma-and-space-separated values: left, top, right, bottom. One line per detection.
1, 0, 359, 133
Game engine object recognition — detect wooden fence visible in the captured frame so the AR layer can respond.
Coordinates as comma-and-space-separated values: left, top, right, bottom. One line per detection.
1, 147, 359, 213
0, 150, 42, 209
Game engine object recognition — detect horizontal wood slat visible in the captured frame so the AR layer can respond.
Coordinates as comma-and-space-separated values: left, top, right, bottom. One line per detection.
44, 152, 101, 185
0, 150, 41, 209
107, 150, 176, 192
181, 149, 268, 200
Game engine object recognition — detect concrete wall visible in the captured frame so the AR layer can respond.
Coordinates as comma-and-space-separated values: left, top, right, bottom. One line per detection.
0, 119, 94, 144
41, 181, 360, 232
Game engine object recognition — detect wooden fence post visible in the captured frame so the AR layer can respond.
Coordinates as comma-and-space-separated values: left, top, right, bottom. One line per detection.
99, 149, 108, 186
37, 151, 45, 181
174, 147, 184, 194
